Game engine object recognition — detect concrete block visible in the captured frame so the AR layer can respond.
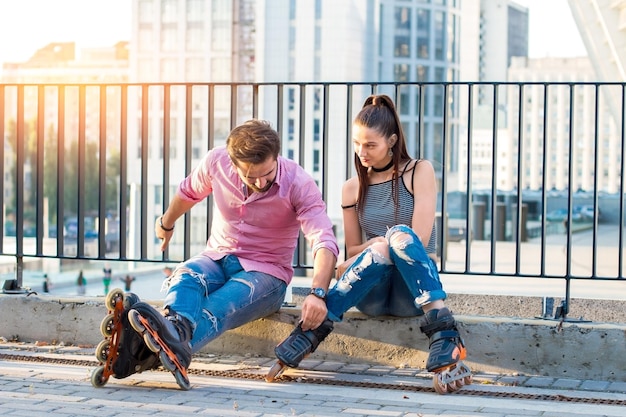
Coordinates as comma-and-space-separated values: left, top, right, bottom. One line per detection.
0, 294, 625, 382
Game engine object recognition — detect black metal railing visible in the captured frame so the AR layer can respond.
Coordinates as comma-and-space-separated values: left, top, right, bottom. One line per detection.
1, 81, 624, 319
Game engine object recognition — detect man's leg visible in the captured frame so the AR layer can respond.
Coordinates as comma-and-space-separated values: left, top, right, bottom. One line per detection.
130, 254, 286, 356
126, 254, 226, 388
182, 255, 287, 352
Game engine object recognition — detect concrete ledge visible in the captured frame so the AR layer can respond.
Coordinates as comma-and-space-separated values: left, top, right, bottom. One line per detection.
1, 293, 625, 381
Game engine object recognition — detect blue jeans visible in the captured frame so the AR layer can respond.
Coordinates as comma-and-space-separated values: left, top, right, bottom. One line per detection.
161, 254, 287, 354
326, 224, 446, 321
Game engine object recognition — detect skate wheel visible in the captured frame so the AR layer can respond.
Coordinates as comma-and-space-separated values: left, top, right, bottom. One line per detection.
158, 350, 178, 373
105, 289, 125, 310
174, 370, 191, 391
91, 365, 108, 388
433, 374, 448, 394
265, 361, 285, 383
464, 374, 473, 385
94, 339, 112, 363
100, 313, 116, 337
128, 309, 147, 333
144, 332, 162, 356
447, 381, 461, 392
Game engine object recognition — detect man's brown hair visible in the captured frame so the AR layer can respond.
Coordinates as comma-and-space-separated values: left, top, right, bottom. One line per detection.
226, 120, 281, 164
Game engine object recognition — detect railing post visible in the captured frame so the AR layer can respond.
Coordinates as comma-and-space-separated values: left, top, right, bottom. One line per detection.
1, 255, 29, 294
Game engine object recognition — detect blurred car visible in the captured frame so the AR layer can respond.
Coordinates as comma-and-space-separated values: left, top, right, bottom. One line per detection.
64, 217, 98, 240
545, 209, 583, 223
576, 205, 601, 221
545, 209, 568, 222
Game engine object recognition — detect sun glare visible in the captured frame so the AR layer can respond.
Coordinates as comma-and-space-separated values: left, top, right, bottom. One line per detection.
0, 0, 130, 65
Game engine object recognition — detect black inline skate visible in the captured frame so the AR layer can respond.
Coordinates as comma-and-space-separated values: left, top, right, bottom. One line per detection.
128, 302, 193, 390
265, 318, 334, 382
91, 290, 160, 388
419, 308, 472, 394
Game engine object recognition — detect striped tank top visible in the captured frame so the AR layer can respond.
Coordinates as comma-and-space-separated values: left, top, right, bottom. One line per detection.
357, 164, 437, 254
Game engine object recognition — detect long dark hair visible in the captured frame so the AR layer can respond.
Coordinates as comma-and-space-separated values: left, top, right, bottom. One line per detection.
353, 95, 411, 215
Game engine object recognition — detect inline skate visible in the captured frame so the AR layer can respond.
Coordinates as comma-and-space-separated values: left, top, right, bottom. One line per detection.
91, 289, 160, 388
128, 302, 193, 390
420, 308, 472, 394
265, 318, 334, 382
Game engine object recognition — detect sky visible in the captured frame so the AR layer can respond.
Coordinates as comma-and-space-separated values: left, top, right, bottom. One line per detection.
516, 0, 586, 58
0, 0, 586, 65
0, 0, 132, 64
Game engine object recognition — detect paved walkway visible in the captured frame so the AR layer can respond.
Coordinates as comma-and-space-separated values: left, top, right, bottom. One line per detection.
0, 342, 624, 416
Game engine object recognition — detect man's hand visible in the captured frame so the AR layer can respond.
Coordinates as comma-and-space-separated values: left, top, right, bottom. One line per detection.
155, 216, 174, 252
300, 294, 328, 331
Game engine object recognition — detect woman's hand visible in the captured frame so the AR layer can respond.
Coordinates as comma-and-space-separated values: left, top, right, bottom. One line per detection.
336, 236, 386, 278
335, 256, 356, 278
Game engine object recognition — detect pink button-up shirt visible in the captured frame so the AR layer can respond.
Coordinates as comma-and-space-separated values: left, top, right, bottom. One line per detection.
177, 146, 339, 284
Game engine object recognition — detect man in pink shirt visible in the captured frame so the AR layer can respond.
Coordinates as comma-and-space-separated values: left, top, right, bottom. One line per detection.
123, 120, 339, 389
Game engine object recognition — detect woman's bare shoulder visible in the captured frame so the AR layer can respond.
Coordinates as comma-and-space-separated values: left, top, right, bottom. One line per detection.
342, 176, 360, 205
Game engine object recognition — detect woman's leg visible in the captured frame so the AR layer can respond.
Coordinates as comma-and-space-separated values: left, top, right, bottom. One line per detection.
326, 244, 395, 321
385, 224, 446, 307
385, 225, 467, 373
272, 245, 395, 370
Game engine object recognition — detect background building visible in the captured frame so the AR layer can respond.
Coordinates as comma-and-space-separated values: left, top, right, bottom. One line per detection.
507, 56, 620, 194
127, 0, 465, 259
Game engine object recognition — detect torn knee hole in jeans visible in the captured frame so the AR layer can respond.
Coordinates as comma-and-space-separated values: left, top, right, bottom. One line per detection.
388, 231, 414, 249
336, 249, 390, 294
160, 266, 207, 294
389, 231, 418, 265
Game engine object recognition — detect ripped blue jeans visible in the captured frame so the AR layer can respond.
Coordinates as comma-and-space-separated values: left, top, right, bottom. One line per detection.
326, 224, 445, 321
161, 254, 286, 354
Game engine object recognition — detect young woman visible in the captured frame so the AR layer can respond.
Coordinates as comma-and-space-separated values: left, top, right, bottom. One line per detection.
270, 94, 471, 393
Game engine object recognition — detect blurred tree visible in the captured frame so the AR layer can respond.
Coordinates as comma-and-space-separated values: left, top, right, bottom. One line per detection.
5, 119, 37, 226
6, 117, 121, 235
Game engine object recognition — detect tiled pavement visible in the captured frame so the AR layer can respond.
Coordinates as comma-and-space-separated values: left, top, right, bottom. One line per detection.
0, 341, 625, 416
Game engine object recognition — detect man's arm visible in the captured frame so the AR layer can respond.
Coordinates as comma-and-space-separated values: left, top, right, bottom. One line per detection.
156, 195, 197, 252
299, 247, 336, 331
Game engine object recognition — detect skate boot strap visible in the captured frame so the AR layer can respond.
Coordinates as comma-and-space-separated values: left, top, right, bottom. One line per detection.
293, 319, 333, 340
282, 320, 333, 351
427, 330, 465, 348
298, 328, 318, 344
314, 319, 334, 337
167, 313, 185, 324
166, 314, 193, 341
420, 320, 455, 335
298, 319, 333, 352
419, 313, 456, 335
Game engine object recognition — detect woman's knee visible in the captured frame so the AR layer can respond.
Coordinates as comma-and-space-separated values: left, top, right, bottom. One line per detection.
386, 225, 418, 249
369, 241, 391, 259
385, 225, 431, 264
